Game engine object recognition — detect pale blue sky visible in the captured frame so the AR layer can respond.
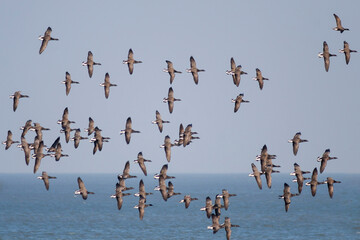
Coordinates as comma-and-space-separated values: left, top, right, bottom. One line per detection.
1, 1, 359, 174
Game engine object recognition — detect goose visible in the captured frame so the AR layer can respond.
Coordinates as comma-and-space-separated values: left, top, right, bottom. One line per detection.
30, 135, 41, 154
179, 195, 198, 209
82, 51, 101, 78
167, 181, 181, 199
117, 176, 134, 192
305, 168, 325, 196
279, 183, 299, 212
99, 72, 117, 99
37, 171, 56, 191
3, 130, 19, 150
252, 68, 269, 90
160, 135, 174, 162
324, 177, 341, 199
152, 110, 170, 133
46, 136, 60, 152
50, 142, 68, 161
339, 41, 357, 65
38, 27, 58, 54
10, 91, 29, 112
110, 183, 130, 210
18, 137, 31, 165
174, 123, 185, 146
186, 56, 205, 84
154, 164, 175, 180
221, 189, 236, 210
119, 117, 140, 144
133, 152, 151, 176
255, 144, 277, 173
318, 41, 336, 72
290, 163, 310, 194
31, 123, 50, 141
90, 127, 110, 154
123, 48, 142, 75
163, 60, 182, 84
154, 175, 168, 201
249, 163, 263, 190
226, 58, 247, 87
317, 149, 337, 173
62, 72, 79, 96
118, 161, 137, 179
60, 122, 75, 143
57, 107, 75, 130
223, 217, 240, 240
84, 117, 95, 136
264, 165, 280, 189
231, 94, 249, 113
20, 120, 33, 137
134, 195, 152, 220
333, 14, 349, 33
134, 179, 153, 199
207, 213, 222, 234
288, 132, 308, 156
213, 194, 224, 216
71, 129, 88, 149
182, 124, 199, 147
75, 177, 94, 200
33, 141, 50, 174
163, 87, 181, 114
200, 196, 213, 219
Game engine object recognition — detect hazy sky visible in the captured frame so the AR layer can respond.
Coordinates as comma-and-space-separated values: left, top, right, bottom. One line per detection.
1, 1, 359, 174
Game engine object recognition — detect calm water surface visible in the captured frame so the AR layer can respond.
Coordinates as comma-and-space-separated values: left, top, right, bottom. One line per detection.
0, 173, 359, 240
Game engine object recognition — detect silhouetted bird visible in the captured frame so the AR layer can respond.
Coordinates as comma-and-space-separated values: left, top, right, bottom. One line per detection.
82, 51, 101, 78
123, 48, 142, 75
38, 27, 58, 54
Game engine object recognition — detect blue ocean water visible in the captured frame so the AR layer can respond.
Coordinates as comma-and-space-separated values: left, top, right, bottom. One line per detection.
0, 173, 359, 240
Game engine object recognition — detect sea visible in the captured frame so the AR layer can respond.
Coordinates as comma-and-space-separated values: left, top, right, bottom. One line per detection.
0, 173, 358, 240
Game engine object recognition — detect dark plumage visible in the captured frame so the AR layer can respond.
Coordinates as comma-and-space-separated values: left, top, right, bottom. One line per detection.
179, 195, 198, 209
3, 130, 19, 150
123, 48, 142, 75
318, 41, 336, 72
288, 132, 308, 156
163, 87, 181, 114
317, 149, 337, 173
279, 183, 299, 212
339, 41, 357, 65
37, 171, 56, 191
38, 27, 58, 54
62, 72, 79, 96
163, 60, 182, 84
75, 177, 94, 200
119, 117, 140, 144
231, 94, 249, 113
100, 73, 117, 99
186, 56, 205, 84
333, 14, 349, 33
118, 161, 137, 179
324, 177, 341, 199
10, 91, 29, 112
152, 110, 170, 133
134, 152, 152, 176
291, 163, 310, 194
252, 68, 269, 90
306, 168, 325, 197
160, 135, 174, 162
82, 51, 101, 78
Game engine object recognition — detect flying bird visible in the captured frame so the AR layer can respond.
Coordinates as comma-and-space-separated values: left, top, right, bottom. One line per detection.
160, 135, 174, 162
62, 72, 79, 96
18, 137, 31, 165
226, 58, 247, 87
133, 152, 152, 176
46, 136, 60, 153
71, 129, 88, 149
163, 60, 182, 84
123, 48, 142, 75
119, 117, 140, 144
152, 110, 170, 133
186, 56, 205, 84
324, 177, 341, 199
3, 130, 19, 150
154, 175, 168, 201
305, 168, 325, 197
200, 196, 213, 219
10, 91, 29, 112
20, 120, 33, 137
223, 217, 240, 240
317, 149, 337, 173
118, 161, 137, 179
207, 213, 222, 234
163, 87, 181, 114
339, 41, 357, 65
249, 163, 263, 190
288, 132, 308, 156
318, 41, 336, 72
333, 14, 349, 33
84, 117, 95, 136
134, 179, 153, 199
153, 164, 175, 180
110, 183, 130, 210
290, 163, 310, 194
179, 195, 198, 209
33, 141, 51, 174
82, 51, 101, 78
221, 189, 236, 210
252, 68, 269, 90
99, 73, 117, 99
279, 183, 299, 212
134, 195, 152, 220
37, 171, 56, 191
38, 27, 58, 54
231, 94, 249, 113
75, 177, 94, 200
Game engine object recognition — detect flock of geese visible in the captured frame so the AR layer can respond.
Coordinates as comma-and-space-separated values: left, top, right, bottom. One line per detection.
3, 13, 353, 239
